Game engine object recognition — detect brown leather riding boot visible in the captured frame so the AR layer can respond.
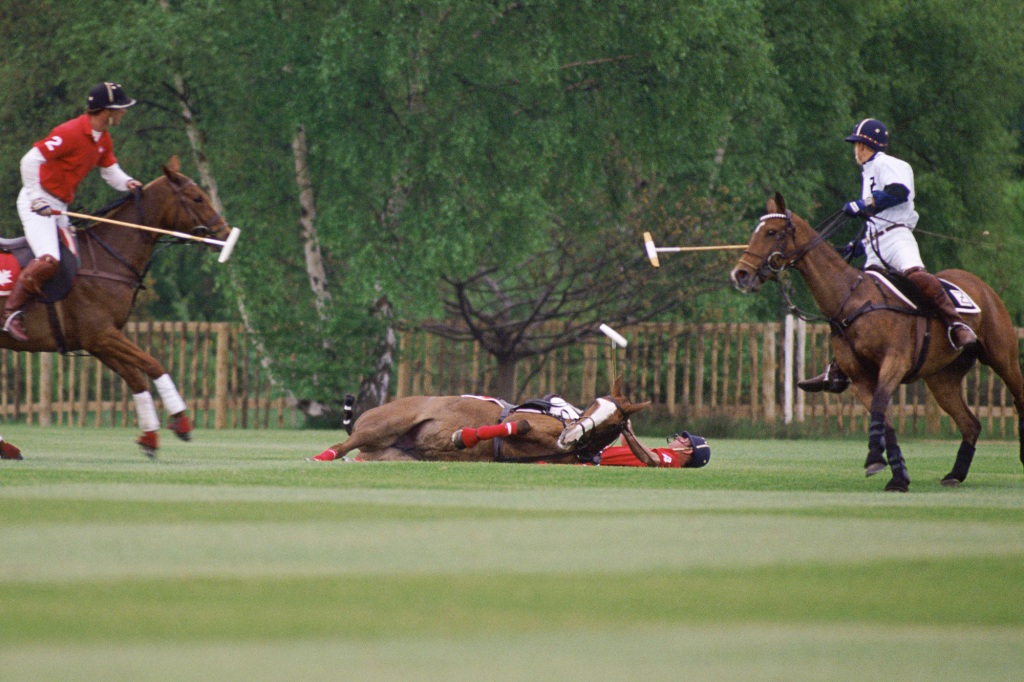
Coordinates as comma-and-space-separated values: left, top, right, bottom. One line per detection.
797, 360, 850, 393
905, 268, 978, 350
2, 255, 58, 342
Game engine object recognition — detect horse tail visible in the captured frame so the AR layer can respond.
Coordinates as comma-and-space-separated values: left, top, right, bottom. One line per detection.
342, 394, 356, 434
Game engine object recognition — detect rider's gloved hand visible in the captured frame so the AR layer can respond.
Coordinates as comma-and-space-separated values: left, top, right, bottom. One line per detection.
30, 197, 53, 216
842, 199, 867, 217
839, 240, 865, 259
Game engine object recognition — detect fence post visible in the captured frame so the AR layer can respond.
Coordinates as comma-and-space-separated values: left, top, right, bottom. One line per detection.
796, 317, 806, 423
214, 323, 229, 429
39, 352, 52, 427
783, 314, 794, 424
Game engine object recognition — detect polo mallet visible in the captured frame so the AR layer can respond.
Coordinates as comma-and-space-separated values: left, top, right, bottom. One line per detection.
599, 323, 628, 387
55, 210, 242, 263
643, 231, 747, 268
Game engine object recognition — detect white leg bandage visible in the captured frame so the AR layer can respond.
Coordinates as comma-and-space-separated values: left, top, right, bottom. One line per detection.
153, 374, 187, 415
133, 391, 160, 432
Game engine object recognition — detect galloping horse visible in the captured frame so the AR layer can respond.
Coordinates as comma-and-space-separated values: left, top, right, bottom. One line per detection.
2, 156, 231, 458
730, 193, 1024, 491
310, 378, 659, 465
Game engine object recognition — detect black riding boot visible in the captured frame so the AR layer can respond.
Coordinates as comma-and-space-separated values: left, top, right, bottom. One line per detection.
797, 360, 850, 394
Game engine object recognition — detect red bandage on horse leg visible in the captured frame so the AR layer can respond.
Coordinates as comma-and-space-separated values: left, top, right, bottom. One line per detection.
311, 448, 339, 461
476, 422, 521, 440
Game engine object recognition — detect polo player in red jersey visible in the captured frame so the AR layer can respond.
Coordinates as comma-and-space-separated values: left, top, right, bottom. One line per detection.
6, 82, 143, 342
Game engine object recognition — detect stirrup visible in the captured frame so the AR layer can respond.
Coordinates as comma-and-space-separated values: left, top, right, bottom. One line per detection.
947, 322, 977, 350
2, 310, 28, 342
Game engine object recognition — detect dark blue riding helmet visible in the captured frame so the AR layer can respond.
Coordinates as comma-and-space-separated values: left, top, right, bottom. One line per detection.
676, 431, 711, 468
87, 82, 136, 112
845, 118, 888, 151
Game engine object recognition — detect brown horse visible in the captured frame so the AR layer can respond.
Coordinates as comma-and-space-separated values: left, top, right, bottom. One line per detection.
309, 378, 659, 465
2, 156, 231, 458
730, 193, 1024, 491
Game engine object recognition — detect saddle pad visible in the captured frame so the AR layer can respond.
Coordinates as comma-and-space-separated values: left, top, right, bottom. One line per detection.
865, 270, 980, 315
0, 253, 21, 297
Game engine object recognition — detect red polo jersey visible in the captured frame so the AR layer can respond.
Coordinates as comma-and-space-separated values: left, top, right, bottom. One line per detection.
599, 445, 688, 468
33, 114, 118, 203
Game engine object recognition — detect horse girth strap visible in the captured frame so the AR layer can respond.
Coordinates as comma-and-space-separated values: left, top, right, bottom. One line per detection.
831, 300, 922, 334
902, 315, 931, 385
76, 268, 143, 289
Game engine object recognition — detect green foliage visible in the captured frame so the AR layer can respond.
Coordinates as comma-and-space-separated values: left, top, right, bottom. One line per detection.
1, 0, 1023, 400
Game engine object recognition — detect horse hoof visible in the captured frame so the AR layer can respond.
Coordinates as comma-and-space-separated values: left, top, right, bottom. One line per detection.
168, 414, 193, 442
884, 480, 909, 493
865, 462, 887, 477
137, 431, 159, 459
0, 441, 22, 460
940, 476, 962, 487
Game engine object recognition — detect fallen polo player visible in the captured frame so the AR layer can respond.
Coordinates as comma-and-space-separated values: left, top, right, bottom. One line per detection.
596, 431, 711, 468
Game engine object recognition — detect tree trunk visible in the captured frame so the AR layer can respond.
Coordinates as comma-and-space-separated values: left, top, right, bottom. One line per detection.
293, 124, 332, 331
493, 356, 518, 401
354, 296, 396, 415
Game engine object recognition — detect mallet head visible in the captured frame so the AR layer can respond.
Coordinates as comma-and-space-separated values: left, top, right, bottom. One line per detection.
599, 323, 628, 348
643, 231, 660, 268
217, 227, 242, 263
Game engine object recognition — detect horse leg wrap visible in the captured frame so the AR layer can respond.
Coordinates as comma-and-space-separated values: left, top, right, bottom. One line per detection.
871, 411, 909, 490
452, 421, 528, 450
943, 441, 976, 485
133, 392, 161, 433
311, 448, 339, 462
154, 374, 187, 416
865, 425, 895, 476
867, 411, 887, 463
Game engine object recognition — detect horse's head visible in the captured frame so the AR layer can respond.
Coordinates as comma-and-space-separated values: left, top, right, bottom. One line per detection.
147, 156, 232, 247
729, 192, 801, 293
555, 377, 651, 456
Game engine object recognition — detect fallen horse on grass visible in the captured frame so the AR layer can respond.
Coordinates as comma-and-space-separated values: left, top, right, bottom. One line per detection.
310, 378, 671, 466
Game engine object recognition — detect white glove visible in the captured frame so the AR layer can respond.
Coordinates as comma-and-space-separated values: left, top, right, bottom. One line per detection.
30, 197, 53, 216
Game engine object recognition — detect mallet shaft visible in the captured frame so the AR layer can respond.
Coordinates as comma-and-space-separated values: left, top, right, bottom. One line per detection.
56, 209, 229, 246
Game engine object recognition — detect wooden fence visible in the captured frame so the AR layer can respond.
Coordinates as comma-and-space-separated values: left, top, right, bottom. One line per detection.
0, 321, 300, 429
2, 318, 1021, 436
396, 317, 1024, 438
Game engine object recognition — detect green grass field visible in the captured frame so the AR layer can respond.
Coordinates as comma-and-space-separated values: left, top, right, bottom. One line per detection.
1, 424, 1022, 681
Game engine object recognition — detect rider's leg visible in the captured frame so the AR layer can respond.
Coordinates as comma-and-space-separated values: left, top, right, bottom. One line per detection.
2, 255, 58, 342
904, 267, 978, 349
5, 192, 63, 342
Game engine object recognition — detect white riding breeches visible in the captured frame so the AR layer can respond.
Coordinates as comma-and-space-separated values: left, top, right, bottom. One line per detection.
863, 226, 925, 273
16, 186, 69, 261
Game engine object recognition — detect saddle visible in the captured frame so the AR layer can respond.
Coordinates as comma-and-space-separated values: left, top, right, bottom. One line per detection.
0, 233, 79, 303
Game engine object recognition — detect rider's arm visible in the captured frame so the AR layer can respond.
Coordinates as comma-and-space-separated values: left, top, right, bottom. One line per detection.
869, 183, 909, 212
99, 163, 137, 192
20, 147, 46, 198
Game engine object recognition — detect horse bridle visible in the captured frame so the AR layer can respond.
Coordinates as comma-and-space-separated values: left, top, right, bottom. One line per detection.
166, 175, 229, 237
80, 176, 227, 291
742, 210, 847, 284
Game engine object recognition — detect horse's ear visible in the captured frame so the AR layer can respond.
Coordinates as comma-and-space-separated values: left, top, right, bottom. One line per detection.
772, 191, 787, 214
611, 375, 624, 398
622, 400, 652, 417
163, 155, 181, 176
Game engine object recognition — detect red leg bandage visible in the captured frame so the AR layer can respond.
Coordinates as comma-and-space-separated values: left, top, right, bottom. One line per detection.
311, 448, 339, 461
453, 421, 523, 450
